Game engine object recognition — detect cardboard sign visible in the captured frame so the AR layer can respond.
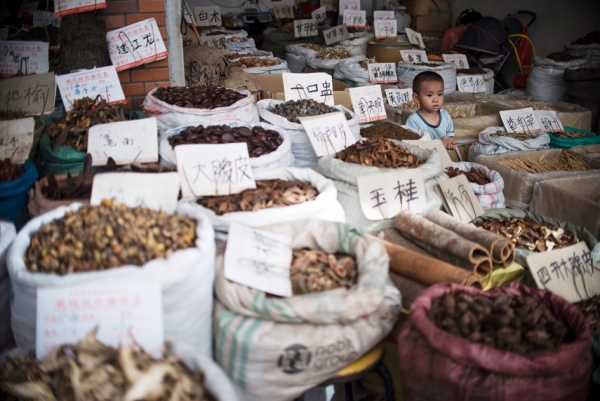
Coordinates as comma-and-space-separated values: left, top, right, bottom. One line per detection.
90, 172, 180, 213
457, 75, 486, 93
321, 0, 337, 12
339, 0, 359, 16
283, 72, 334, 106
312, 6, 327, 23
175, 143, 256, 198
400, 49, 428, 64
294, 19, 318, 38
0, 72, 56, 115
224, 223, 293, 297
36, 283, 163, 359
349, 85, 387, 124
193, 6, 222, 27
374, 10, 395, 20
107, 18, 167, 72
56, 66, 125, 112
357, 170, 426, 220
199, 34, 231, 55
323, 25, 350, 45
527, 241, 600, 303
33, 11, 61, 27
0, 41, 49, 78
368, 63, 398, 84
273, 5, 294, 19
54, 0, 107, 17
385, 88, 412, 107
500, 107, 542, 134
374, 20, 397, 39
405, 28, 425, 49
437, 175, 484, 222
536, 110, 565, 133
344, 10, 366, 28
0, 117, 35, 164
403, 139, 453, 168
87, 118, 159, 166
18, 2, 39, 18
299, 111, 356, 156
443, 53, 469, 69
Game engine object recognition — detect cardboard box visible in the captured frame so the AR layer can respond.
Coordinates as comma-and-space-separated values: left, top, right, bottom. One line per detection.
411, 15, 451, 33
406, 0, 452, 17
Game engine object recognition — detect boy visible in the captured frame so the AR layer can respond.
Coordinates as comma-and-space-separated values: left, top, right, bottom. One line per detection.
406, 71, 456, 150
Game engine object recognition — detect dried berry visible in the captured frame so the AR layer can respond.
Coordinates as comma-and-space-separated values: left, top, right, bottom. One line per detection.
291, 248, 358, 295
337, 136, 424, 168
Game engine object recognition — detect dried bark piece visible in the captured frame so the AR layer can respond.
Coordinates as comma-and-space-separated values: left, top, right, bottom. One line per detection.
290, 248, 357, 295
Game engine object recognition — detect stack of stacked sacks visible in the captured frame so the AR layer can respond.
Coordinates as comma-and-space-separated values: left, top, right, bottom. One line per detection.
468, 126, 551, 161
525, 52, 589, 102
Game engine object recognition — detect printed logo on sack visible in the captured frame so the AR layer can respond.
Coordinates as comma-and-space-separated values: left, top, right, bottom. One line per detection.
278, 340, 358, 374
278, 344, 311, 374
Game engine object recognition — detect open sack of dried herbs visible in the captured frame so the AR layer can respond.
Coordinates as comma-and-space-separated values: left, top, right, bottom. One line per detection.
468, 126, 551, 161
0, 330, 243, 401
332, 57, 376, 84
284, 43, 323, 73
360, 121, 431, 141
447, 162, 505, 209
314, 137, 447, 235
158, 121, 294, 171
180, 167, 344, 234
256, 99, 360, 168
6, 200, 216, 357
305, 47, 363, 70
226, 56, 290, 74
213, 219, 401, 401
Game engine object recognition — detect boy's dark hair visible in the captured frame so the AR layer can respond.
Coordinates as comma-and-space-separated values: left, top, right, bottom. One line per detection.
458, 8, 482, 25
412, 71, 444, 93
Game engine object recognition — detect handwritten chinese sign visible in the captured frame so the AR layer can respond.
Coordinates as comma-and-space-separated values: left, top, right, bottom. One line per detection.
312, 6, 327, 24
437, 175, 484, 222
500, 107, 542, 134
405, 28, 425, 49
54, 0, 106, 17
33, 11, 61, 27
107, 18, 167, 72
199, 34, 231, 55
400, 49, 428, 64
283, 72, 335, 106
0, 72, 56, 115
374, 10, 395, 20
273, 5, 294, 19
457, 75, 486, 93
368, 63, 398, 84
193, 6, 222, 27
403, 139, 453, 168
323, 25, 350, 45
0, 41, 49, 78
321, 0, 337, 12
298, 111, 356, 156
349, 85, 387, 124
385, 88, 412, 107
294, 19, 318, 38
0, 117, 35, 164
56, 66, 126, 112
344, 10, 366, 28
375, 20, 397, 39
536, 110, 564, 133
442, 54, 469, 69
339, 0, 359, 16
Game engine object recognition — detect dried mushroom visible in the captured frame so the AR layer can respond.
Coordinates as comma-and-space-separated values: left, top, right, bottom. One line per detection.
291, 249, 358, 295
337, 136, 424, 168
446, 167, 491, 185
316, 47, 352, 60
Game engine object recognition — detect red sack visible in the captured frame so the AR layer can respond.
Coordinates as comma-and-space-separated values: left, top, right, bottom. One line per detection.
398, 283, 592, 401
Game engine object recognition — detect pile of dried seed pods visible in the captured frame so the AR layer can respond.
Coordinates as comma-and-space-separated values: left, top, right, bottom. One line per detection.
446, 167, 491, 185
152, 86, 246, 109
474, 216, 579, 252
291, 248, 358, 295
338, 136, 424, 168
0, 330, 213, 401
428, 292, 572, 354
498, 152, 589, 173
0, 158, 25, 182
229, 57, 281, 68
575, 295, 600, 333
197, 179, 318, 215
360, 122, 421, 141
270, 99, 351, 123
25, 199, 197, 274
317, 47, 352, 60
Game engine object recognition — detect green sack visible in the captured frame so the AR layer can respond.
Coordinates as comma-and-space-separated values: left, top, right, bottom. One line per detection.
549, 126, 600, 149
38, 131, 88, 176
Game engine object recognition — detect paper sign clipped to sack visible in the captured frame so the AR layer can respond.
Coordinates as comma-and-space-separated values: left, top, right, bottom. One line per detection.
0, 41, 49, 78
87, 118, 159, 166
107, 18, 167, 72
536, 110, 565, 133
299, 112, 356, 156
273, 5, 294, 19
323, 25, 350, 45
443, 54, 469, 69
344, 10, 366, 28
527, 242, 600, 303
405, 28, 426, 49
36, 283, 163, 359
403, 139, 453, 168
175, 143, 256, 198
457, 75, 486, 93
339, 0, 359, 16
294, 19, 318, 38
500, 107, 542, 134
349, 85, 387, 124
374, 20, 397, 39
368, 63, 398, 84
311, 6, 327, 24
224, 223, 293, 297
33, 11, 61, 27
385, 88, 412, 107
56, 66, 125, 112
54, 0, 107, 17
0, 72, 56, 115
199, 34, 231, 55
283, 72, 334, 106
357, 170, 426, 220
400, 49, 428, 64
0, 117, 35, 164
91, 172, 180, 213
438, 175, 484, 222
374, 10, 395, 20
194, 6, 222, 27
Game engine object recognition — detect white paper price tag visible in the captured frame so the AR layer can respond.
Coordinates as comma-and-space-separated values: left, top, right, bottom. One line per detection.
405, 28, 426, 49
90, 172, 180, 213
368, 63, 398, 84
0, 117, 35, 164
357, 170, 426, 220
339, 0, 359, 16
385, 88, 412, 107
175, 143, 256, 198
33, 11, 61, 27
193, 6, 222, 27
0, 72, 56, 115
374, 10, 395, 20
321, 0, 336, 12
323, 25, 350, 45
299, 112, 356, 156
536, 110, 564, 133
273, 5, 294, 19
374, 20, 397, 39
54, 0, 107, 17
18, 2, 39, 17
107, 18, 167, 72
349, 85, 387, 124
400, 49, 428, 64
0, 41, 49, 78
500, 107, 542, 134
56, 66, 126, 112
294, 19, 318, 37
403, 139, 453, 168
457, 75, 486, 93
87, 118, 159, 166
199, 34, 231, 55
528, 242, 600, 303
344, 10, 366, 28
442, 54, 469, 69
36, 283, 163, 359
437, 175, 484, 222
312, 6, 327, 23
224, 223, 293, 297
283, 72, 334, 106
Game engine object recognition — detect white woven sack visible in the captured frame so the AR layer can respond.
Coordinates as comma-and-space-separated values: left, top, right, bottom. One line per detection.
228, 38, 256, 51
256, 99, 361, 168
305, 54, 363, 70
457, 67, 494, 94
158, 121, 294, 171
468, 126, 551, 162
333, 59, 370, 84
397, 61, 457, 94
337, 32, 374, 57
565, 40, 600, 62
525, 65, 568, 102
242, 58, 290, 74
359, 123, 432, 141
143, 87, 259, 135
450, 162, 506, 209
285, 44, 320, 73
7, 203, 216, 357
0, 221, 16, 353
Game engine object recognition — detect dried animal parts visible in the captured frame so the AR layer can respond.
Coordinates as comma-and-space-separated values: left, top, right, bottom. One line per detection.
169, 124, 283, 158
316, 47, 352, 60
359, 57, 376, 70
490, 132, 533, 141
301, 43, 322, 51
291, 249, 358, 295
197, 179, 318, 215
48, 96, 125, 151
25, 199, 197, 274
360, 122, 420, 141
474, 216, 579, 252
152, 86, 246, 109
229, 57, 281, 68
546, 51, 583, 62
446, 167, 491, 185
498, 152, 589, 173
338, 136, 424, 168
428, 292, 572, 354
270, 99, 351, 123
0, 158, 25, 182
575, 295, 600, 333
0, 330, 213, 401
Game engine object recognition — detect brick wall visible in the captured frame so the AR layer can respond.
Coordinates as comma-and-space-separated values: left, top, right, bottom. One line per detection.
102, 0, 170, 110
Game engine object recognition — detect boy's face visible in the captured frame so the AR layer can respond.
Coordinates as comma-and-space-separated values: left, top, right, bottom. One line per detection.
413, 80, 444, 113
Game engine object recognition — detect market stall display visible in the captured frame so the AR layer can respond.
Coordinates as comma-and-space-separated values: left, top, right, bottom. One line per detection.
333, 57, 374, 84
457, 67, 494, 94
548, 127, 600, 149
262, 26, 323, 60
305, 47, 363, 73
468, 126, 551, 162
28, 171, 94, 218
228, 56, 290, 74
446, 162, 506, 209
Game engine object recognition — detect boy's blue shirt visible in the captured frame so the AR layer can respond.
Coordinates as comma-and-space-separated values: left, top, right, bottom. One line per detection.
406, 109, 455, 140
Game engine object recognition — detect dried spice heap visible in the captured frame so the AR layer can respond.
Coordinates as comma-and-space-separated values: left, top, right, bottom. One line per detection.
0, 331, 213, 401
428, 292, 572, 354
317, 47, 352, 60
575, 295, 600, 333
291, 249, 358, 295
359, 57, 376, 70
302, 43, 322, 51
446, 167, 491, 185
25, 200, 197, 274
491, 132, 533, 141
197, 179, 318, 215
456, 67, 488, 75
498, 152, 589, 173
169, 124, 283, 158
276, 21, 295, 34
153, 86, 246, 109
474, 216, 579, 252
525, 102, 552, 111
229, 57, 281, 68
360, 122, 421, 141
572, 31, 600, 45
0, 158, 25, 183
546, 51, 582, 62
270, 99, 351, 123
553, 129, 590, 138
338, 136, 424, 168
48, 96, 125, 151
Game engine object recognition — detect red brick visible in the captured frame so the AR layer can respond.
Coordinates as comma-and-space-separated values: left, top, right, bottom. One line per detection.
122, 83, 144, 96
139, 1, 164, 12
118, 70, 131, 83
104, 15, 125, 29
159, 27, 167, 40
132, 96, 147, 110
145, 81, 169, 93
127, 13, 165, 26
104, 1, 138, 14
123, 98, 133, 110
146, 58, 169, 68
131, 68, 170, 82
